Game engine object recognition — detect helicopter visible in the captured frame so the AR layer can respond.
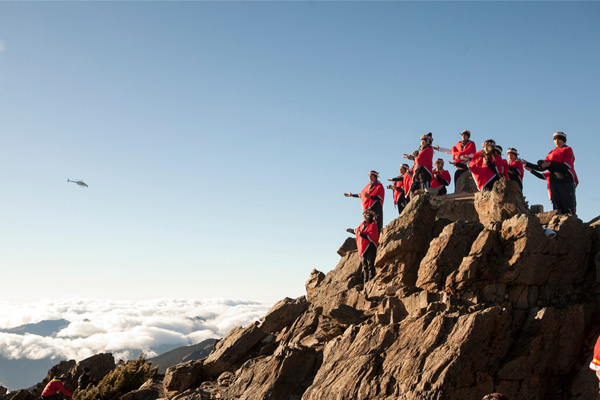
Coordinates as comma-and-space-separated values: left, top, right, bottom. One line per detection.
67, 179, 88, 188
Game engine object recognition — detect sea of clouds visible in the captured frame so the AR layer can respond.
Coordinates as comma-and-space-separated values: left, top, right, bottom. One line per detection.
0, 298, 273, 362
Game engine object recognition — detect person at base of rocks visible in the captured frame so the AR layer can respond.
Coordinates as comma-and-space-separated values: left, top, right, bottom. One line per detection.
469, 139, 503, 192
523, 131, 577, 215
344, 170, 385, 232
346, 209, 379, 286
430, 158, 451, 195
437, 130, 477, 192
589, 335, 600, 381
404, 133, 434, 191
387, 164, 410, 215
482, 394, 509, 400
78, 367, 97, 390
41, 375, 72, 400
506, 147, 524, 190
495, 145, 510, 180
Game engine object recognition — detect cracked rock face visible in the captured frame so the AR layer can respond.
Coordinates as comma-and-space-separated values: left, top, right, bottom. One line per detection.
8, 188, 599, 400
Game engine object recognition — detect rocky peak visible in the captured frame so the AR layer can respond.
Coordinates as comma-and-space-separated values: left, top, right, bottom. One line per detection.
4, 184, 599, 400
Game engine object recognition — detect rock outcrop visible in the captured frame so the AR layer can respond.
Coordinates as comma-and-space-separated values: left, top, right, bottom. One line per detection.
4, 181, 600, 400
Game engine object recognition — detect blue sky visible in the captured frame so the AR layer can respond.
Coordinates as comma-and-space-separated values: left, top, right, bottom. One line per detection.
1, 2, 598, 303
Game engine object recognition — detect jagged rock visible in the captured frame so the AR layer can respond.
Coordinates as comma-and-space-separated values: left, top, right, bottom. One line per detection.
203, 296, 309, 379
121, 376, 163, 400
258, 296, 309, 334
202, 322, 264, 378
223, 346, 319, 400
164, 360, 204, 394
437, 193, 479, 223
329, 304, 365, 326
474, 179, 529, 226
0, 387, 6, 397
71, 353, 115, 389
20, 182, 600, 400
337, 237, 357, 257
370, 194, 444, 296
417, 220, 483, 291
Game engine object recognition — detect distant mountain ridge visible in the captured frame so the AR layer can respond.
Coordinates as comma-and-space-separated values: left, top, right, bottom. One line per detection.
0, 319, 70, 337
149, 339, 217, 374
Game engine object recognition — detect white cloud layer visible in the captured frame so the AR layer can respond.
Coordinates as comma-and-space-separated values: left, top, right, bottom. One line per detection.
0, 298, 273, 362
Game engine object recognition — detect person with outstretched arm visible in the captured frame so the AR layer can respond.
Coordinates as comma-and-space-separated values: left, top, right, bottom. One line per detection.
437, 130, 476, 192
344, 170, 385, 232
387, 164, 409, 215
41, 375, 72, 400
506, 147, 524, 190
404, 133, 434, 191
469, 139, 502, 192
430, 158, 451, 195
346, 209, 379, 286
522, 131, 577, 215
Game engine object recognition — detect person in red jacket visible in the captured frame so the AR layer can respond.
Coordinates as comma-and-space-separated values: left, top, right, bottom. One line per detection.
524, 132, 577, 214
403, 167, 413, 204
346, 209, 379, 286
387, 164, 409, 215
450, 130, 477, 192
589, 335, 600, 381
404, 133, 434, 191
430, 158, 451, 195
41, 375, 72, 400
495, 145, 510, 180
469, 139, 502, 191
506, 147, 524, 190
344, 170, 385, 232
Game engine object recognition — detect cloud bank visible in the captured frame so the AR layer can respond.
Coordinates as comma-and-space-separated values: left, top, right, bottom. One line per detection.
0, 298, 273, 362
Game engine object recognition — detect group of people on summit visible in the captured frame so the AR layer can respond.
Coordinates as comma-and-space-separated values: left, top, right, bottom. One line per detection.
342, 130, 578, 287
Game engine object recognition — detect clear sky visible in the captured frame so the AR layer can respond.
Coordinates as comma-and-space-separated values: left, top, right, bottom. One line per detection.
1, 1, 598, 303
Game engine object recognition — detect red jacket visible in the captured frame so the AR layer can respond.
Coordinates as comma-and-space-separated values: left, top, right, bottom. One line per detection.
590, 335, 600, 372
545, 144, 577, 182
359, 182, 385, 210
414, 146, 434, 179
392, 180, 404, 205
451, 140, 477, 165
509, 159, 524, 185
431, 169, 451, 189
355, 220, 379, 257
41, 379, 72, 397
469, 151, 502, 191
500, 159, 509, 180
403, 173, 413, 198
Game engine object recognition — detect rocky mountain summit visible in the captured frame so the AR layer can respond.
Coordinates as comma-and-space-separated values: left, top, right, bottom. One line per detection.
3, 180, 599, 400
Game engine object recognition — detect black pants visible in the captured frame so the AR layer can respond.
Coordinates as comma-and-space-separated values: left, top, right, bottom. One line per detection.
454, 168, 468, 191
550, 181, 576, 215
437, 186, 447, 195
397, 194, 406, 216
370, 202, 383, 233
360, 244, 377, 284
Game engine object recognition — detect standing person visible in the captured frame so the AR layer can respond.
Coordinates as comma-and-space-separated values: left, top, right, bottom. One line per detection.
524, 132, 577, 215
469, 139, 502, 192
41, 376, 72, 400
387, 164, 409, 215
344, 170, 385, 232
346, 209, 379, 286
495, 145, 510, 180
446, 130, 477, 192
404, 133, 434, 191
78, 367, 97, 390
403, 167, 413, 205
506, 147, 524, 190
430, 158, 451, 195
